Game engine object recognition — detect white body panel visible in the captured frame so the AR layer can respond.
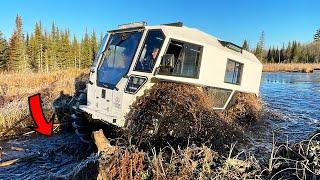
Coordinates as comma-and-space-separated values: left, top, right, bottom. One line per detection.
80, 23, 263, 127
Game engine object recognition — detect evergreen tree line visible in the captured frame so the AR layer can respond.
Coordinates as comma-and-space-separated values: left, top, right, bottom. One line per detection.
264, 41, 320, 63
0, 15, 101, 72
2, 15, 320, 69
243, 30, 320, 63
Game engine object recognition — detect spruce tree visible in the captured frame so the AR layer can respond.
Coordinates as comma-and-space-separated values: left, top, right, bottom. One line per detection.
46, 22, 59, 71
274, 47, 278, 62
80, 29, 92, 68
72, 35, 80, 68
280, 45, 285, 63
91, 31, 98, 55
59, 29, 72, 69
314, 29, 320, 42
34, 22, 44, 71
8, 15, 29, 71
0, 31, 8, 70
242, 40, 249, 51
267, 48, 271, 62
286, 42, 292, 63
43, 31, 49, 72
255, 31, 265, 62
291, 41, 298, 62
270, 46, 275, 63
27, 33, 35, 69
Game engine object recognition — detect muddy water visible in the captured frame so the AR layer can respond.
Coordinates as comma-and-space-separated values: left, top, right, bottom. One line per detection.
1, 71, 320, 179
246, 71, 320, 157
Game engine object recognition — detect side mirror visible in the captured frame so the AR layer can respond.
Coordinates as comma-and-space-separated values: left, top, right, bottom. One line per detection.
90, 66, 95, 73
160, 54, 175, 69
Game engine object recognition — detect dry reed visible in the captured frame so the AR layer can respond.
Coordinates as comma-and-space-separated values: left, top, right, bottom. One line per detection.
0, 69, 88, 136
263, 63, 320, 73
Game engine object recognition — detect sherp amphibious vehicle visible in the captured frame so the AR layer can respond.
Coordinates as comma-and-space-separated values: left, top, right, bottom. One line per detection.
71, 22, 263, 143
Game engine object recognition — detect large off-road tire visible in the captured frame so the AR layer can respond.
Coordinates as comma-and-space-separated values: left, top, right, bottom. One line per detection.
71, 89, 93, 143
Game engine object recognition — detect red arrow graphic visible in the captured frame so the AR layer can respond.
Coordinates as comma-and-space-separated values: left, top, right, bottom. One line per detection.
28, 93, 53, 136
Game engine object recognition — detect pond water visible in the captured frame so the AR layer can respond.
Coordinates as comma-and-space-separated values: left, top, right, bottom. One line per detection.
246, 71, 320, 156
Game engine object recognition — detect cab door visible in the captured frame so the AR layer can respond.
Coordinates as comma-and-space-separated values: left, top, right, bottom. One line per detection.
131, 29, 165, 78
117, 30, 166, 121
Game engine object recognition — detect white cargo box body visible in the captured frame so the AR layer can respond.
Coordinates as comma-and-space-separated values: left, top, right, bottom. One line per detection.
80, 23, 263, 127
153, 25, 262, 95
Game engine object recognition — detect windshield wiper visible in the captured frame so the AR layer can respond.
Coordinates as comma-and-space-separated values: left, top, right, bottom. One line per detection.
101, 83, 119, 91
101, 83, 109, 88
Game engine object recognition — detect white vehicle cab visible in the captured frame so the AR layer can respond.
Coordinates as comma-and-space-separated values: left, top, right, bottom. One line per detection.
72, 22, 262, 142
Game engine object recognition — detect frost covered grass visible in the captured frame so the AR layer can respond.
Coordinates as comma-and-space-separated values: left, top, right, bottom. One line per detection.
68, 131, 320, 179
0, 69, 88, 137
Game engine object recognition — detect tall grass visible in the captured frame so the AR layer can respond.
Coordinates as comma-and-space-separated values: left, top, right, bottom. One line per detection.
0, 69, 88, 137
263, 63, 320, 73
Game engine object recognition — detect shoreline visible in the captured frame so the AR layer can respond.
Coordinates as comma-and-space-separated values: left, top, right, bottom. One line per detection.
263, 63, 320, 73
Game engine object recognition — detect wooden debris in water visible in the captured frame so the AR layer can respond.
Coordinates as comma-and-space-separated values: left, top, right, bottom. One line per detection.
0, 158, 21, 167
93, 129, 118, 155
10, 146, 24, 152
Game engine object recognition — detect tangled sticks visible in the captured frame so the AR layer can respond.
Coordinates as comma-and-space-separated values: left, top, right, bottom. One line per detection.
126, 82, 262, 151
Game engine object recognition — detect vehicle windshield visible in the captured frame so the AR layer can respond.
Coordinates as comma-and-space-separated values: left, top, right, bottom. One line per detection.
97, 31, 143, 88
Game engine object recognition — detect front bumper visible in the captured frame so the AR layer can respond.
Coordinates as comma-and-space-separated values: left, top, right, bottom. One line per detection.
79, 105, 125, 127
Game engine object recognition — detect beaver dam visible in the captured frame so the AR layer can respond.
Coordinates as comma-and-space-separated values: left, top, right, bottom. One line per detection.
1, 71, 320, 179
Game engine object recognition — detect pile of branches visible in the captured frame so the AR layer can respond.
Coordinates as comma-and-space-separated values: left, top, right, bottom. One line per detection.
219, 92, 263, 127
126, 82, 262, 151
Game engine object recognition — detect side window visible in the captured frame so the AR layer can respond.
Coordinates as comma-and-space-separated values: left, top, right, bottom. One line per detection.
224, 59, 243, 85
134, 30, 165, 72
158, 40, 202, 78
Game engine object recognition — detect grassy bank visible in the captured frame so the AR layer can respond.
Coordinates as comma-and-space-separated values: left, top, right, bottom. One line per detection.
0, 69, 88, 137
263, 63, 320, 73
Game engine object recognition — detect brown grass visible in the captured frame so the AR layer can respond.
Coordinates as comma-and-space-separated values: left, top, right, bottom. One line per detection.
263, 63, 320, 73
87, 143, 262, 179
0, 69, 88, 137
